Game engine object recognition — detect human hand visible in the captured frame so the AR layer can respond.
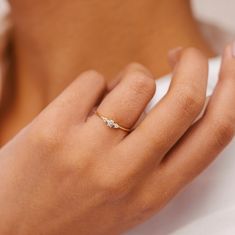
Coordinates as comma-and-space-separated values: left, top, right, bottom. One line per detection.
0, 46, 234, 235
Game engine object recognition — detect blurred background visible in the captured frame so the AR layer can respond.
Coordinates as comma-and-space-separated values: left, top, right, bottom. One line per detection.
191, 0, 235, 53
192, 0, 235, 33
1, 0, 235, 32
0, 0, 235, 53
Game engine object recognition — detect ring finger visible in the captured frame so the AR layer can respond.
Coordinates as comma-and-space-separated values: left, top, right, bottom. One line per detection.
88, 63, 156, 142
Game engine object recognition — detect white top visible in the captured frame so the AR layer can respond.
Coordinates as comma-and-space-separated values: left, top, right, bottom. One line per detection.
126, 57, 235, 235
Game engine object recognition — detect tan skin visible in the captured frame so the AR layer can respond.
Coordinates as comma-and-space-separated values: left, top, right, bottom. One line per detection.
0, 0, 235, 234
1, 0, 214, 143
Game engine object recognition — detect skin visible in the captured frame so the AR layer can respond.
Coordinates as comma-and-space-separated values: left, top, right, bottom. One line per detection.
0, 0, 234, 234
0, 0, 214, 144
0, 47, 235, 235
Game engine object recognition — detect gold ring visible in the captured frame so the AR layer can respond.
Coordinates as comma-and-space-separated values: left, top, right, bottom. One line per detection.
95, 111, 132, 132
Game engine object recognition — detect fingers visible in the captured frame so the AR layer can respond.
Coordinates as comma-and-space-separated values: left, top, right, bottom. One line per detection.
122, 48, 208, 166
168, 47, 183, 68
159, 43, 235, 189
38, 71, 106, 126
90, 63, 156, 139
139, 43, 235, 205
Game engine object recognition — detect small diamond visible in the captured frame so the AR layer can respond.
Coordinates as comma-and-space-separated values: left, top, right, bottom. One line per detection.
104, 119, 119, 129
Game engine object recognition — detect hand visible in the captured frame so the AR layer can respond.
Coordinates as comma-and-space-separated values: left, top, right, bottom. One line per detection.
0, 46, 234, 235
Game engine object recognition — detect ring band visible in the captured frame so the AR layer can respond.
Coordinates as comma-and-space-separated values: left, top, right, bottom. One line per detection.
95, 111, 132, 132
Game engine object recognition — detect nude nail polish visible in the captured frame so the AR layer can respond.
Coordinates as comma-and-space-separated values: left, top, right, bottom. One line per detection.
232, 41, 235, 58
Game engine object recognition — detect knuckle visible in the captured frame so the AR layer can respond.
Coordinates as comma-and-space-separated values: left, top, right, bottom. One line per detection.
219, 69, 234, 80
132, 196, 158, 223
219, 64, 235, 80
182, 47, 207, 63
127, 71, 156, 97
96, 174, 131, 200
125, 62, 149, 72
82, 70, 106, 89
220, 45, 235, 78
175, 86, 204, 117
213, 118, 235, 148
139, 197, 156, 215
29, 121, 62, 149
81, 69, 102, 79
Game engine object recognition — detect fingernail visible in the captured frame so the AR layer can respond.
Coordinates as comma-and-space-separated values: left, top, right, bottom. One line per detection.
168, 47, 183, 68
126, 63, 154, 78
168, 47, 183, 57
232, 41, 235, 58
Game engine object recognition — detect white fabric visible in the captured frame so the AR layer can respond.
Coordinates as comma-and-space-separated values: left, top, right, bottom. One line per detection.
125, 57, 235, 235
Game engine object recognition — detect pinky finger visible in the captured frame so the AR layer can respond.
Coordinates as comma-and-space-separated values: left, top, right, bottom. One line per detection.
160, 43, 235, 193
135, 43, 235, 207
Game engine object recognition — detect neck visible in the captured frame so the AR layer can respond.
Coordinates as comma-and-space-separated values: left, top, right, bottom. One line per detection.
1, 0, 214, 144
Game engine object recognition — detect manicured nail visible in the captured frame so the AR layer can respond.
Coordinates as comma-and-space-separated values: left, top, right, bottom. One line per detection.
232, 41, 235, 58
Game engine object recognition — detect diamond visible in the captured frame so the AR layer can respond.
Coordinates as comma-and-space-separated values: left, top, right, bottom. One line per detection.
103, 118, 119, 129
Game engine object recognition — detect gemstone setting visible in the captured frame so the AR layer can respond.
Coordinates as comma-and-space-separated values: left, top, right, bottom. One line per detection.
103, 117, 119, 129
